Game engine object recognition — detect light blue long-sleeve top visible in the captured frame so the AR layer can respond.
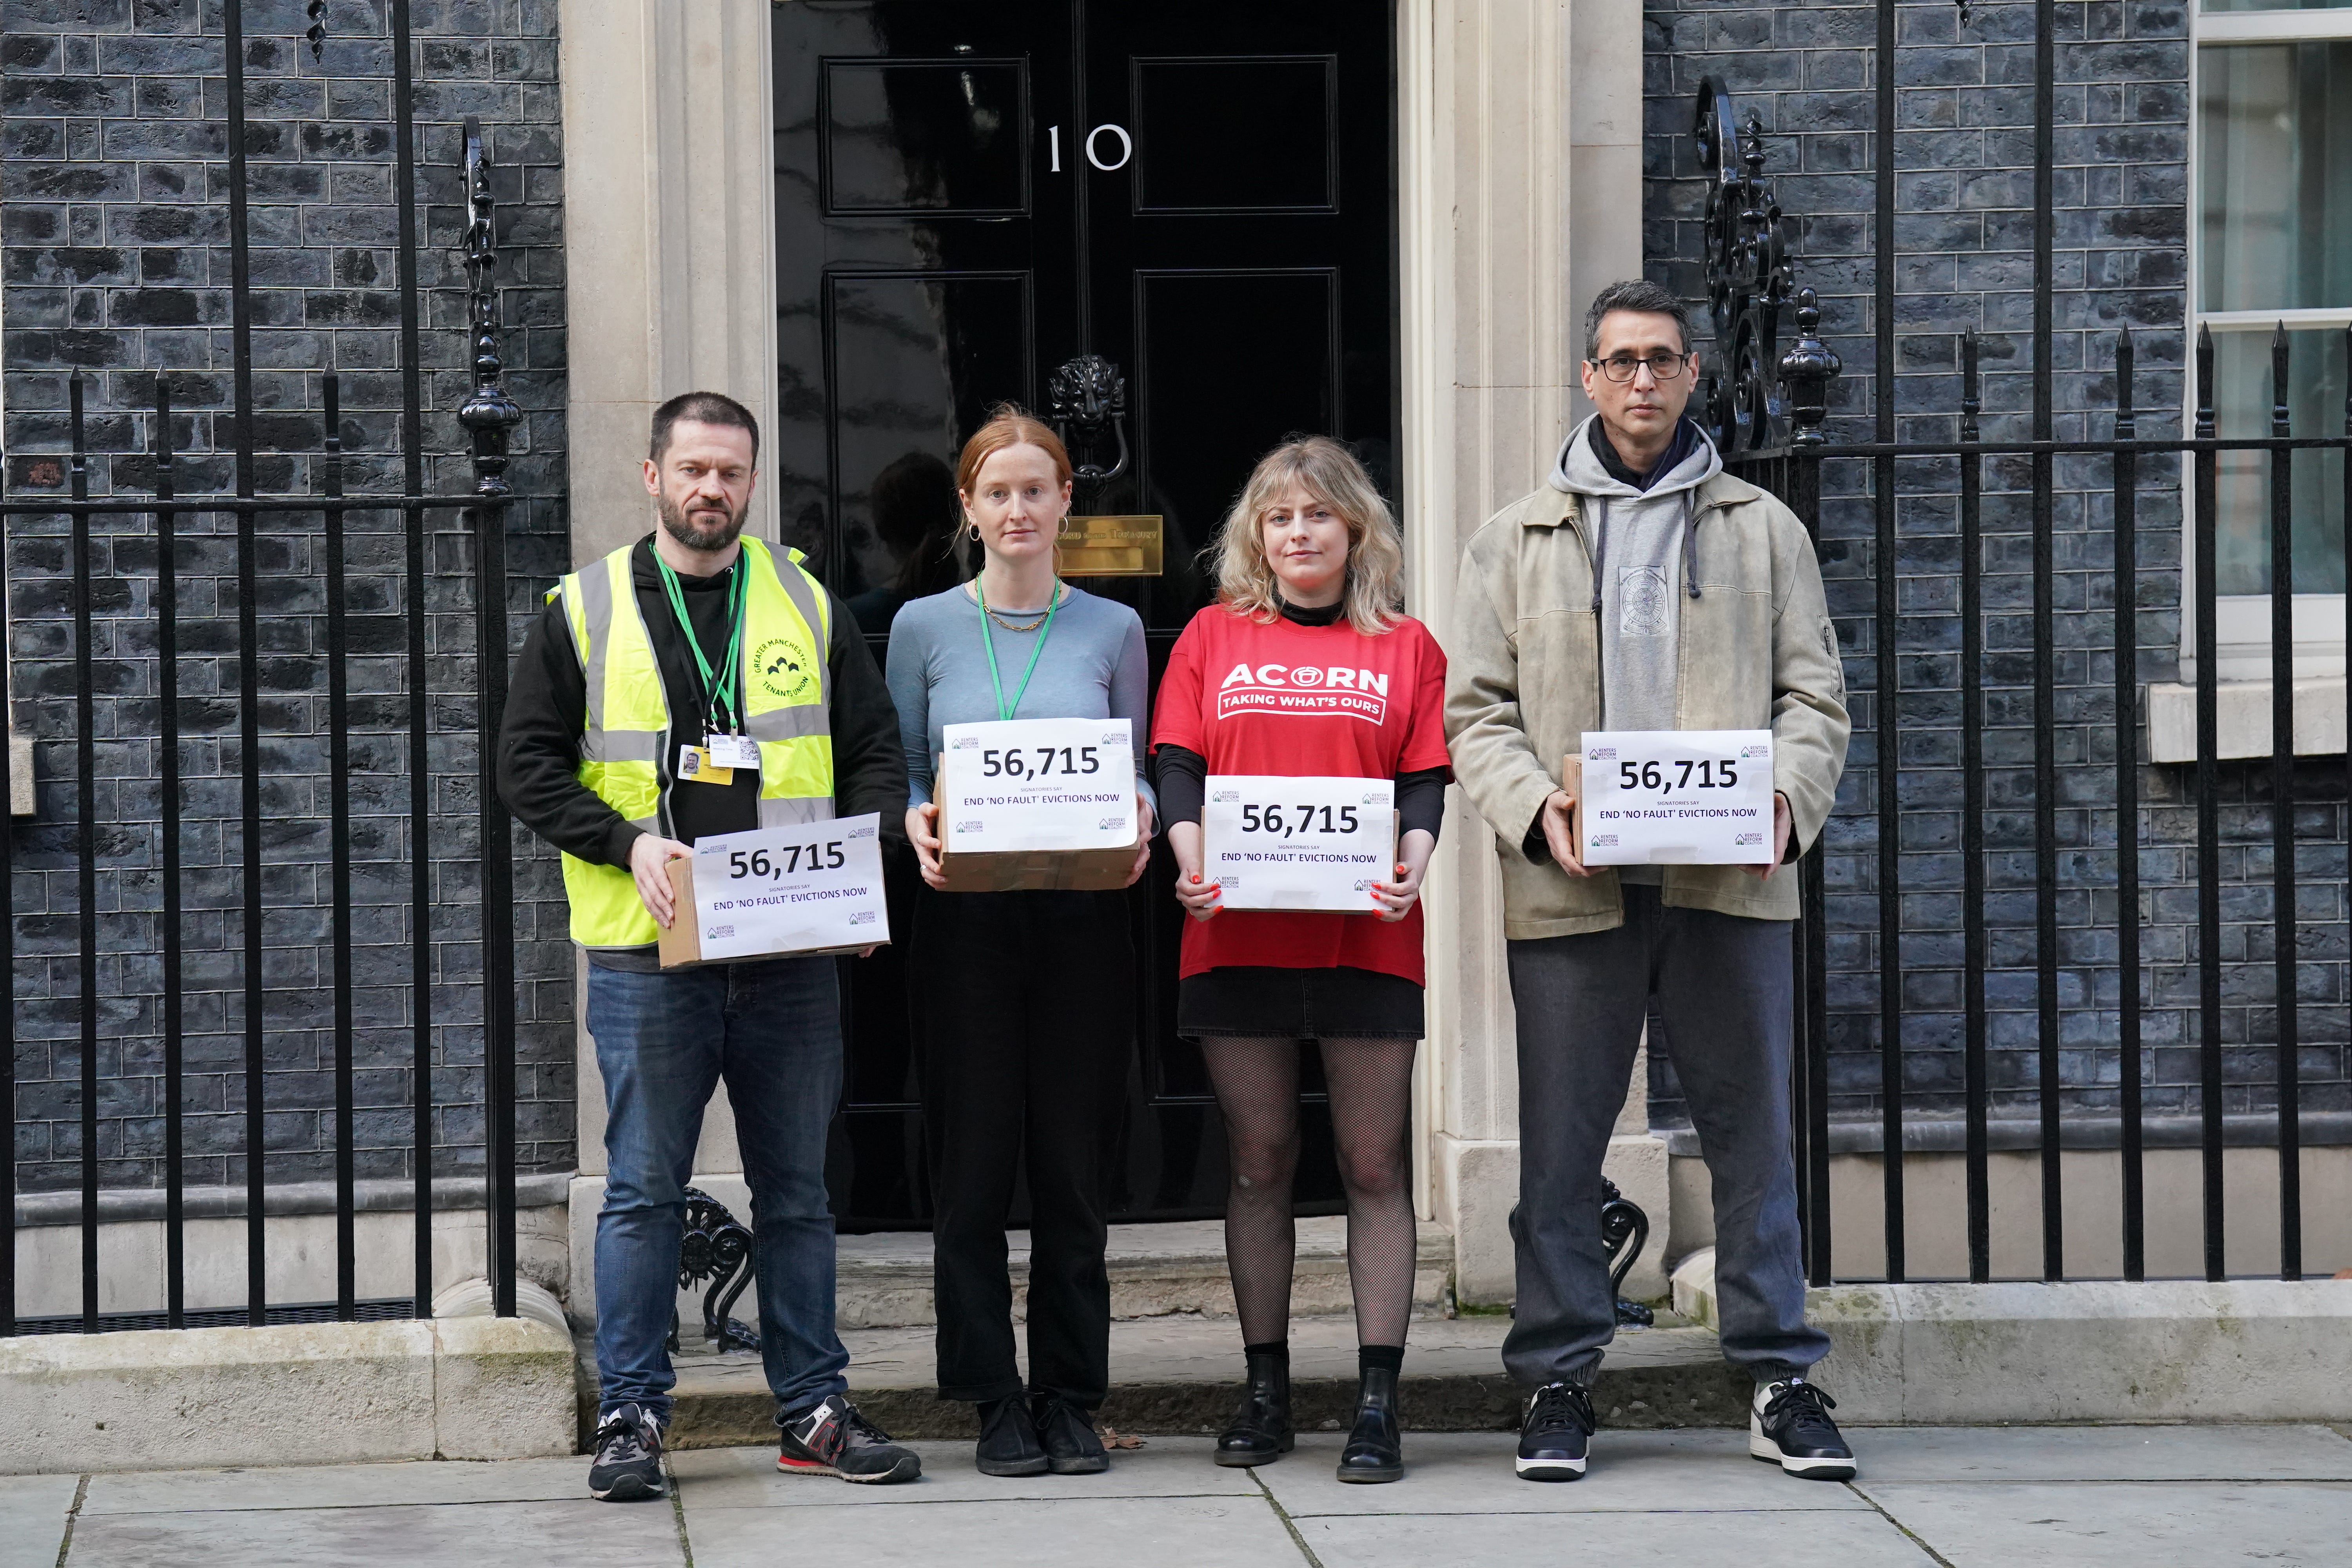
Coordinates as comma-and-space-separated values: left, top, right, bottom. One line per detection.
886, 583, 1157, 814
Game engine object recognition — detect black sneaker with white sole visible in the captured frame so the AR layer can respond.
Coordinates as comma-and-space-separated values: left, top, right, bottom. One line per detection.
1515, 1381, 1595, 1481
588, 1402, 666, 1501
1750, 1378, 1857, 1479
777, 1394, 924, 1484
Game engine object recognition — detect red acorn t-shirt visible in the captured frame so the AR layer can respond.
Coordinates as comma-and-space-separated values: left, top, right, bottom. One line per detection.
1151, 605, 1452, 984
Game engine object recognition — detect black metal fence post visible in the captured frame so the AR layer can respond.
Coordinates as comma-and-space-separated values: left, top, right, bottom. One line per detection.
2193, 324, 2225, 1281
1960, 330, 1990, 1284
1780, 291, 1839, 1285
69, 375, 96, 1334
2112, 329, 2144, 1282
2267, 327, 2301, 1281
154, 378, 186, 1327
2031, 0, 2063, 1291
325, 372, 358, 1320
461, 119, 526, 1318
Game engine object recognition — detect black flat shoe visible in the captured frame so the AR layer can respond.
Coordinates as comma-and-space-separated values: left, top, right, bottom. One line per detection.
1214, 1348, 1294, 1467
1032, 1394, 1109, 1475
974, 1394, 1049, 1477
1336, 1364, 1403, 1483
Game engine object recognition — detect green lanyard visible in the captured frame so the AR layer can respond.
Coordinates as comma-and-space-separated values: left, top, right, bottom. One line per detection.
975, 577, 1061, 721
656, 551, 746, 736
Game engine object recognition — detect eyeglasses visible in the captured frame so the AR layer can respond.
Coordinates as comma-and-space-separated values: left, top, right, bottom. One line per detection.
1589, 351, 1691, 383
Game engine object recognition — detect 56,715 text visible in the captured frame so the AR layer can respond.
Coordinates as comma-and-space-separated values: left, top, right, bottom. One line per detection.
725, 840, 847, 880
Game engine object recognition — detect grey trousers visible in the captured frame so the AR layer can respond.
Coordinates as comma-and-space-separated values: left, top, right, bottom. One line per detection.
1501, 885, 1829, 1390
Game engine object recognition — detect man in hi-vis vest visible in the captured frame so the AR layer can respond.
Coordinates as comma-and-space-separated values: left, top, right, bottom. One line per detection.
500, 392, 916, 1499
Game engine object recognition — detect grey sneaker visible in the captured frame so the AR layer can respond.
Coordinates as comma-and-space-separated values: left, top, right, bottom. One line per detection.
588, 1403, 666, 1501
777, 1394, 923, 1484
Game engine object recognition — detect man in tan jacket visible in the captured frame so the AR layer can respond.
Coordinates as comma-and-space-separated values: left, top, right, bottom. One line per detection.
1444, 280, 1855, 1484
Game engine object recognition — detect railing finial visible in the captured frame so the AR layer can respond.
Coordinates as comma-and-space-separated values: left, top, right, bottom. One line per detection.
1780, 289, 1840, 449
458, 116, 523, 501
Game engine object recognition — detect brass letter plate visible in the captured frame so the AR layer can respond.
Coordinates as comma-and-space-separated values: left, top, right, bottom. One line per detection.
1056, 514, 1163, 577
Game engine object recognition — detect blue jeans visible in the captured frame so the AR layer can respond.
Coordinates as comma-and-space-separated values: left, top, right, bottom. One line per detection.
1502, 886, 1830, 1389
589, 956, 849, 1425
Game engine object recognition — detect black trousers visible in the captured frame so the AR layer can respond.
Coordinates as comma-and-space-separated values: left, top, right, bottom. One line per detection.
913, 887, 1134, 1406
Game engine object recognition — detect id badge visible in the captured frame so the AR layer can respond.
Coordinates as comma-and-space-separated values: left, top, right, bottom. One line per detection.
707, 733, 762, 772
678, 744, 734, 786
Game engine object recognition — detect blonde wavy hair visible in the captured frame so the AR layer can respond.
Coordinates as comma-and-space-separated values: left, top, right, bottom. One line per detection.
1209, 436, 1405, 636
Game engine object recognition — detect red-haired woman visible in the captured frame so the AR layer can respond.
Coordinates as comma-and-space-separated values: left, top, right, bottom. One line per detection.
1151, 436, 1450, 1484
886, 407, 1155, 1478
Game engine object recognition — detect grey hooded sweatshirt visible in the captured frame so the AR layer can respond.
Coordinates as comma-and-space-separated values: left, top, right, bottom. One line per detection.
1549, 410, 1723, 820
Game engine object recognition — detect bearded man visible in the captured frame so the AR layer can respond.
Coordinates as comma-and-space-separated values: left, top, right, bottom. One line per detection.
499, 391, 916, 1498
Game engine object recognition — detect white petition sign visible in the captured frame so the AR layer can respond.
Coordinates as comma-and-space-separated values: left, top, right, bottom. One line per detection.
942, 717, 1138, 853
1203, 775, 1396, 911
690, 815, 889, 961
1579, 729, 1775, 866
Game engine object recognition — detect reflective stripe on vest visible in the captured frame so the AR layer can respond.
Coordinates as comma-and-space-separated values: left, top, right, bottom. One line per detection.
552, 536, 835, 950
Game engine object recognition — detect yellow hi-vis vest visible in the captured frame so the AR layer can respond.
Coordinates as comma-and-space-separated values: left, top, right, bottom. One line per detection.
551, 535, 835, 950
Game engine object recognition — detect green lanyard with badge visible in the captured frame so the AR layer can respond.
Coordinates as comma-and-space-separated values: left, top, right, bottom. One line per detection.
660, 552, 762, 784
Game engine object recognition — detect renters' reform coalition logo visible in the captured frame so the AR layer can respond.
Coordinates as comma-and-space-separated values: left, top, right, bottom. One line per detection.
755, 635, 816, 702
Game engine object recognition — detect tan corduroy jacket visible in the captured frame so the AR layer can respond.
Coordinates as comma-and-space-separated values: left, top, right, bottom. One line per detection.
1443, 471, 1851, 938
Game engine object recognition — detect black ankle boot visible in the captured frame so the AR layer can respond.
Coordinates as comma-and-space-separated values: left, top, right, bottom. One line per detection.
1336, 1364, 1403, 1483
974, 1394, 1048, 1477
1213, 1348, 1294, 1467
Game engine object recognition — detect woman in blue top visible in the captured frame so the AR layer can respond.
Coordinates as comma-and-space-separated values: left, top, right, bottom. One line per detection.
887, 406, 1154, 1479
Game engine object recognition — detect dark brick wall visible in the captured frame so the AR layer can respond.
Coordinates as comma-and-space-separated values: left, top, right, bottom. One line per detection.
1, 0, 573, 1193
1642, 1, 2351, 1138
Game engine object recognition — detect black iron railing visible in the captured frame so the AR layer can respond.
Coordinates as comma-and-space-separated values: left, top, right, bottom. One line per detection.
1728, 307, 2352, 1289
1696, 33, 2352, 1285
0, 107, 532, 1332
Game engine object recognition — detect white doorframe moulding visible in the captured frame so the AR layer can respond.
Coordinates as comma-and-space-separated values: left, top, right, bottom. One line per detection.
559, 0, 782, 566
1397, 0, 1661, 1302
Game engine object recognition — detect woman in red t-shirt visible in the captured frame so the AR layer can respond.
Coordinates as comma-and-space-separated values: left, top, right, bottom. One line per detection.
1151, 436, 1450, 1485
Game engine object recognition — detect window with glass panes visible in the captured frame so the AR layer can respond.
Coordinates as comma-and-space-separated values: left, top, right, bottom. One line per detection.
2196, 2, 2351, 624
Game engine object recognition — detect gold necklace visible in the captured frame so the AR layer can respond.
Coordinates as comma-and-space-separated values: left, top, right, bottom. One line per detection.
976, 581, 1062, 633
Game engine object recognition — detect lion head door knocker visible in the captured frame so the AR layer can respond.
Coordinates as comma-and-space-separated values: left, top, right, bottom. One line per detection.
1048, 353, 1131, 483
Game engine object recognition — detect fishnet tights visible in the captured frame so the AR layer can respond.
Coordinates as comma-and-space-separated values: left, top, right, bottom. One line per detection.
1201, 1035, 1419, 1347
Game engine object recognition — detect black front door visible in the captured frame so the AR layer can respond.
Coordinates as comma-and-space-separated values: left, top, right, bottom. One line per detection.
772, 0, 1399, 1229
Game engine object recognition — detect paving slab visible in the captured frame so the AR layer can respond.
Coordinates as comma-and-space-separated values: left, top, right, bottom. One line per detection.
1858, 1480, 2352, 1567
1294, 1506, 1932, 1567
79, 1457, 587, 1514
1846, 1423, 2352, 1483
59, 1497, 683, 1568
0, 1472, 81, 1568
1256, 1430, 1871, 1514
669, 1437, 1259, 1506
680, 1494, 1304, 1568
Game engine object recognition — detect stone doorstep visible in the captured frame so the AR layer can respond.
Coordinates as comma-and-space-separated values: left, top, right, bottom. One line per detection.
570, 1189, 1459, 1332
834, 1217, 1459, 1329
590, 1316, 1746, 1450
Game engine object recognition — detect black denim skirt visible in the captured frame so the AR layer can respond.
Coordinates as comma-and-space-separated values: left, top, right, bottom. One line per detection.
1176, 964, 1425, 1041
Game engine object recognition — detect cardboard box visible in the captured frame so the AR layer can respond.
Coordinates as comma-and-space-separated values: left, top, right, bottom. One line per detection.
654, 851, 886, 968
931, 758, 1142, 893
1561, 751, 1585, 850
